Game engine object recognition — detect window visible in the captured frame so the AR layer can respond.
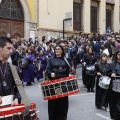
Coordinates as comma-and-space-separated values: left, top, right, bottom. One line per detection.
0, 0, 24, 19
91, 6, 97, 32
73, 3, 82, 31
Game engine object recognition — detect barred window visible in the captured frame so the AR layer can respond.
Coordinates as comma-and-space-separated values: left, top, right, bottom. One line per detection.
0, 0, 24, 19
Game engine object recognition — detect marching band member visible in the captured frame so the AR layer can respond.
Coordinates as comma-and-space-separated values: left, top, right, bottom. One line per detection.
83, 47, 97, 92
46, 45, 72, 120
22, 47, 35, 86
95, 53, 111, 111
80, 44, 89, 87
36, 50, 47, 81
109, 49, 120, 120
0, 37, 21, 107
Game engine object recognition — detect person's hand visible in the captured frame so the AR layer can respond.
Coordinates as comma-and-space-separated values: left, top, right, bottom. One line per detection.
69, 74, 73, 77
97, 72, 102, 76
111, 73, 116, 78
51, 73, 55, 78
0, 96, 2, 104
11, 98, 18, 106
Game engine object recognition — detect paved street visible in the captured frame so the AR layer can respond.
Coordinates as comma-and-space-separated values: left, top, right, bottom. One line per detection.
24, 65, 110, 120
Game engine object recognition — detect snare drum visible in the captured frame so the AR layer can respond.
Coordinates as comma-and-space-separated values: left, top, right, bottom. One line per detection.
0, 103, 39, 120
99, 76, 111, 89
41, 75, 80, 100
86, 65, 96, 75
112, 79, 120, 93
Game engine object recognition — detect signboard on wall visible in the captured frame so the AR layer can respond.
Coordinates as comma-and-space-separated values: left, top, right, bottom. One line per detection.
65, 12, 72, 27
30, 31, 35, 39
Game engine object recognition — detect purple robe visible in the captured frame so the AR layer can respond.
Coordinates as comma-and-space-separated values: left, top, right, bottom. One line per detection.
23, 54, 35, 82
36, 55, 47, 79
45, 51, 54, 58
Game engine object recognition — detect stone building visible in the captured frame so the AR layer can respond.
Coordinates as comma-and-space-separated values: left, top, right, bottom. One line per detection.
0, 0, 120, 39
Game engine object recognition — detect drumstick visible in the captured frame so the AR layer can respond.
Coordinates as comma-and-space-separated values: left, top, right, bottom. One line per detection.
115, 76, 120, 78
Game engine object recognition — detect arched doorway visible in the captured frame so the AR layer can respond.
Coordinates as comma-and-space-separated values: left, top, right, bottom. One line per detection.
0, 0, 24, 38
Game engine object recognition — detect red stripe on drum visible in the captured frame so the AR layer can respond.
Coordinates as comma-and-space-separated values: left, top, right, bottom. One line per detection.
0, 103, 36, 116
41, 75, 77, 86
44, 89, 80, 100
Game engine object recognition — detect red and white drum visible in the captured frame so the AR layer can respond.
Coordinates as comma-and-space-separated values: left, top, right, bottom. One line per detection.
0, 103, 39, 120
41, 75, 80, 100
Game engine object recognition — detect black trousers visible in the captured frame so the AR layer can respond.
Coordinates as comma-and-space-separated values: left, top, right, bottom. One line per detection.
109, 89, 120, 120
86, 75, 95, 90
95, 78, 109, 108
48, 97, 68, 120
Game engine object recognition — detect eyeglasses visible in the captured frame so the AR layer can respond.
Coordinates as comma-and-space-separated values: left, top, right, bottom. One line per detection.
55, 48, 61, 50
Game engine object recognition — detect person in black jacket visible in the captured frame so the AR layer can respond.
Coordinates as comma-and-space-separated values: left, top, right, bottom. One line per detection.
83, 47, 97, 92
109, 49, 120, 120
95, 53, 111, 111
0, 37, 21, 106
46, 45, 72, 120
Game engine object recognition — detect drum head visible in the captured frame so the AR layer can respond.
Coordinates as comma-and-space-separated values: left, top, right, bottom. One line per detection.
99, 76, 111, 89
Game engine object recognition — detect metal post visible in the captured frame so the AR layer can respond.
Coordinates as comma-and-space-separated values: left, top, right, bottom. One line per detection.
63, 20, 65, 39
63, 18, 72, 39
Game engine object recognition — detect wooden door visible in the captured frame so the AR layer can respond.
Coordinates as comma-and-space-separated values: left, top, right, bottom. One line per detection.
0, 18, 24, 38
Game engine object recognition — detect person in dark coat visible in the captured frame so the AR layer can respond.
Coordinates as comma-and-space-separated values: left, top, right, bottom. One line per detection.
46, 45, 72, 120
109, 49, 120, 119
95, 53, 111, 111
68, 41, 78, 70
93, 37, 102, 54
80, 44, 89, 87
11, 45, 22, 66
83, 47, 97, 92
22, 47, 35, 86
0, 37, 21, 106
36, 50, 48, 80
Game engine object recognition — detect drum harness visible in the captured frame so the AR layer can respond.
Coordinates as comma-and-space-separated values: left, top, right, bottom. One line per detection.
10, 64, 30, 116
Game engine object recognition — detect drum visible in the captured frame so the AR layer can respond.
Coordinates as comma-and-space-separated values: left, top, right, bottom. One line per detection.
0, 103, 39, 120
41, 75, 80, 100
86, 65, 96, 75
99, 76, 111, 89
112, 79, 120, 93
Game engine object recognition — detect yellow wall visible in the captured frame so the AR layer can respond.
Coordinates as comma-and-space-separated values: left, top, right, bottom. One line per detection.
39, 0, 73, 31
26, 0, 35, 20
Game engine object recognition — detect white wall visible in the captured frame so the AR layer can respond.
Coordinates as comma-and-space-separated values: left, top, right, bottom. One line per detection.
39, 0, 73, 31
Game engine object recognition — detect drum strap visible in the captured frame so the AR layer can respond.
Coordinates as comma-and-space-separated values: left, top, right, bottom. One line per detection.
64, 57, 71, 68
10, 64, 30, 115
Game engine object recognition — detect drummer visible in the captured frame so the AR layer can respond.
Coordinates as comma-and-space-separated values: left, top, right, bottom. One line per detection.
83, 47, 97, 92
95, 53, 111, 111
109, 49, 120, 120
0, 37, 21, 106
46, 45, 72, 120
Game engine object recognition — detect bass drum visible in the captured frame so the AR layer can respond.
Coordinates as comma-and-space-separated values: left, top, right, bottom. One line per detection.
112, 78, 120, 93
99, 76, 111, 89
86, 65, 96, 75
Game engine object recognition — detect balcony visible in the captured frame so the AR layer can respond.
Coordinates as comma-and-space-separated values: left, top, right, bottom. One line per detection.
106, 0, 115, 4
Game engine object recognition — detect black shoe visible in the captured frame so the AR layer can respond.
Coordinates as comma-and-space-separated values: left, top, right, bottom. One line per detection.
87, 89, 90, 92
26, 82, 31, 86
91, 89, 95, 93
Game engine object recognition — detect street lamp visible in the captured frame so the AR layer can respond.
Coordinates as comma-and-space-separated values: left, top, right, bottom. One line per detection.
63, 18, 72, 39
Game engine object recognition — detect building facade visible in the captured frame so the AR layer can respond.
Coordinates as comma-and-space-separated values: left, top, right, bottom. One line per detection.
0, 0, 120, 39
